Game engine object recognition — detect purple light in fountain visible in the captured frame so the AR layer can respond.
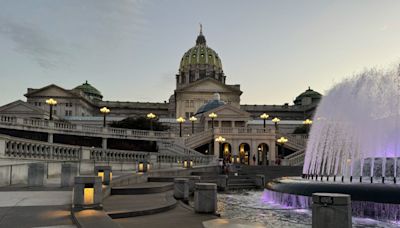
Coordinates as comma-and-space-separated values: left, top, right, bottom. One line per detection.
262, 190, 311, 209
263, 189, 400, 221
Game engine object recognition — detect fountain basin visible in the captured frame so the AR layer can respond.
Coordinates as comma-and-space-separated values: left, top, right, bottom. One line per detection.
267, 177, 400, 204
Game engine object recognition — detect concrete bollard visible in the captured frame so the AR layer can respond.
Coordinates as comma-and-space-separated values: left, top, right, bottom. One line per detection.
194, 183, 217, 214
312, 193, 351, 228
73, 176, 102, 210
217, 175, 228, 191
61, 163, 78, 187
188, 176, 201, 194
255, 174, 265, 189
94, 166, 112, 185
28, 163, 45, 186
174, 178, 189, 200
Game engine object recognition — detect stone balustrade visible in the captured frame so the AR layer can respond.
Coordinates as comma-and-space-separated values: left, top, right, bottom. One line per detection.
0, 115, 174, 141
5, 138, 80, 161
284, 149, 306, 166
0, 135, 213, 166
218, 127, 274, 135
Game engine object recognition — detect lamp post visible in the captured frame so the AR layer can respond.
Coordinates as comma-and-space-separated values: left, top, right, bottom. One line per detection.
277, 136, 288, 158
208, 112, 218, 129
176, 116, 185, 137
147, 113, 156, 131
45, 98, 57, 120
303, 118, 313, 134
272, 117, 280, 132
100, 107, 110, 127
260, 113, 269, 132
189, 116, 197, 135
215, 136, 226, 159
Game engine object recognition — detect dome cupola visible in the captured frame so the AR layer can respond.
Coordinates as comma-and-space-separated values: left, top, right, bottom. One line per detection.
74, 81, 103, 101
177, 25, 225, 87
294, 87, 322, 106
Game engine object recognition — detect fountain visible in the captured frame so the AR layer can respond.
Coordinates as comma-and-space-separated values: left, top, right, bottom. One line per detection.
266, 64, 400, 221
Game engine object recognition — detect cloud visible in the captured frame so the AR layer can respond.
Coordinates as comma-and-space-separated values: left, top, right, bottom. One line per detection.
0, 18, 66, 69
0, 0, 147, 70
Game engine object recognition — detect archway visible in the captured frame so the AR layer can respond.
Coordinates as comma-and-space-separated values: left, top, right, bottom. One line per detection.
239, 143, 250, 165
220, 142, 232, 161
257, 143, 269, 165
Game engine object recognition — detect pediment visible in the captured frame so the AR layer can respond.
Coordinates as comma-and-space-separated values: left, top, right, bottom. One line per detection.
177, 78, 241, 94
25, 84, 76, 98
0, 100, 46, 114
204, 104, 251, 119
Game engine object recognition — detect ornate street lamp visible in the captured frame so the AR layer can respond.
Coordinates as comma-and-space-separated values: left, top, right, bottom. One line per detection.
45, 98, 57, 120
100, 107, 110, 127
215, 136, 226, 158
176, 116, 186, 137
147, 113, 157, 131
189, 116, 197, 135
277, 136, 288, 158
303, 118, 313, 134
272, 117, 280, 131
260, 113, 269, 131
208, 112, 218, 129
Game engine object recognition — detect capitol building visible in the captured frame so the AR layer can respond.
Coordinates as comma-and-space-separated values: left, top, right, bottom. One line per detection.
0, 27, 321, 165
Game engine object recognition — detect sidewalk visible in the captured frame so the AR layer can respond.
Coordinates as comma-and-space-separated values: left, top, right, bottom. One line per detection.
0, 189, 75, 228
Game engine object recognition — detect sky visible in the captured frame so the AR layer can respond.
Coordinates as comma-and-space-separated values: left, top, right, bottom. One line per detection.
1, 0, 400, 106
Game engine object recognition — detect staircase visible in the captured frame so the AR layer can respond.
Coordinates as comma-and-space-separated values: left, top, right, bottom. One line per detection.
183, 129, 213, 149
278, 133, 307, 151
227, 175, 258, 189
283, 149, 306, 166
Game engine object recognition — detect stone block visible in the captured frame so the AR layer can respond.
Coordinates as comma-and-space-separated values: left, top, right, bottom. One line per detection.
194, 183, 217, 214
73, 176, 102, 210
174, 178, 189, 200
217, 175, 228, 191
94, 166, 112, 185
28, 163, 45, 186
61, 163, 78, 187
312, 193, 351, 228
255, 174, 265, 189
188, 176, 201, 193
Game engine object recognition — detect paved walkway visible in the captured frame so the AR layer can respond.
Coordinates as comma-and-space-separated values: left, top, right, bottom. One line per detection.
103, 191, 176, 216
115, 203, 216, 228
0, 189, 75, 227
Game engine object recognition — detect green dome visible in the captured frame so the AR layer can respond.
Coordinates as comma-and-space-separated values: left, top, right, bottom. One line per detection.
179, 29, 222, 71
294, 87, 322, 105
74, 81, 103, 100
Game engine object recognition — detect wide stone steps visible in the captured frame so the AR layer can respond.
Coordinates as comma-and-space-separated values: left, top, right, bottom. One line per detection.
111, 182, 173, 195
104, 182, 177, 219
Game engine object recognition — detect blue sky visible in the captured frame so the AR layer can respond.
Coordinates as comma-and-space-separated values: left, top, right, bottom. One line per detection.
1, 0, 400, 105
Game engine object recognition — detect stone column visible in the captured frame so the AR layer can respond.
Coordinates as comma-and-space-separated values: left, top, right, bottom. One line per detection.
73, 176, 102, 210
61, 163, 78, 187
0, 138, 5, 156
312, 193, 351, 228
194, 183, 217, 214
48, 133, 53, 143
28, 163, 45, 186
269, 141, 276, 165
102, 138, 107, 149
251, 140, 257, 166
174, 178, 189, 200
